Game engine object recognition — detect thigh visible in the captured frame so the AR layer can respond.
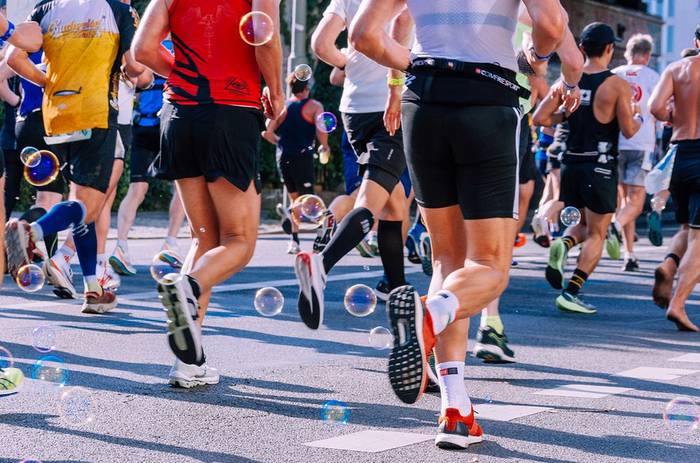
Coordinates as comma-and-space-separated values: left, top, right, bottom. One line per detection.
465, 217, 517, 271
175, 176, 218, 241
207, 178, 260, 243
66, 128, 116, 194
421, 205, 467, 293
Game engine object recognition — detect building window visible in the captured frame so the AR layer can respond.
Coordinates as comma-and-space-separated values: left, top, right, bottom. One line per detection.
668, 0, 675, 16
666, 25, 674, 53
656, 0, 664, 15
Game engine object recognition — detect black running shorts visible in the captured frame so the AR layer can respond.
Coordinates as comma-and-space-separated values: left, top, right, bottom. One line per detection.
160, 102, 264, 193
15, 110, 66, 194
670, 140, 700, 228
559, 159, 618, 215
279, 149, 314, 195
401, 102, 520, 220
342, 112, 406, 195
52, 127, 117, 194
130, 125, 159, 183
518, 117, 537, 184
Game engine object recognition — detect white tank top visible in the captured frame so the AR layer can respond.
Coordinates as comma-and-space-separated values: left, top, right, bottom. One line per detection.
407, 0, 520, 72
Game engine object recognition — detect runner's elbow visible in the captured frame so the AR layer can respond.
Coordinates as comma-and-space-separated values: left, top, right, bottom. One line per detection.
348, 22, 376, 56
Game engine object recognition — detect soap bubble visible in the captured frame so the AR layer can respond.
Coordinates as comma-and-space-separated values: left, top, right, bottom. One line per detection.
560, 206, 581, 227
0, 346, 14, 369
253, 287, 284, 317
315, 112, 337, 134
320, 400, 350, 424
290, 194, 326, 229
239, 11, 274, 47
24, 150, 60, 187
20, 146, 40, 167
368, 326, 393, 350
16, 264, 45, 292
150, 250, 184, 284
344, 284, 377, 317
31, 355, 69, 386
59, 387, 95, 425
663, 397, 700, 433
294, 63, 312, 82
32, 326, 57, 353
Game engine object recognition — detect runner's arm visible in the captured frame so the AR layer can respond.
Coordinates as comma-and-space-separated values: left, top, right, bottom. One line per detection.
133, 0, 175, 78
0, 61, 19, 107
522, 0, 566, 59
616, 77, 642, 139
6, 45, 46, 87
311, 13, 347, 69
532, 85, 566, 127
261, 117, 281, 145
254, 0, 284, 120
349, 0, 410, 71
311, 100, 330, 151
0, 15, 42, 52
384, 8, 413, 136
329, 67, 345, 87
649, 67, 674, 123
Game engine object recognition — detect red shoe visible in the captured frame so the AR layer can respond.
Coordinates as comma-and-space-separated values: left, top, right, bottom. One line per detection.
387, 286, 436, 404
4, 219, 36, 278
514, 233, 527, 248
435, 407, 484, 449
82, 288, 117, 314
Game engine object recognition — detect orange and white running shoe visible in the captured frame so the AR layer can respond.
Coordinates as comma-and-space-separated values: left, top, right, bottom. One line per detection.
514, 232, 527, 248
435, 407, 484, 449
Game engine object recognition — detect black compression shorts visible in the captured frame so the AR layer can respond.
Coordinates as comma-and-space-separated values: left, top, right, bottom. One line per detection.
52, 127, 117, 194
402, 102, 520, 220
559, 159, 618, 215
130, 125, 159, 183
15, 110, 66, 194
670, 140, 700, 228
279, 150, 314, 195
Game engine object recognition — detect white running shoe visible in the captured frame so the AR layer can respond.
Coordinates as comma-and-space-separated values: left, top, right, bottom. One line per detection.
98, 260, 121, 291
286, 240, 301, 255
294, 251, 326, 330
168, 359, 220, 388
157, 275, 203, 365
161, 240, 183, 256
44, 255, 77, 299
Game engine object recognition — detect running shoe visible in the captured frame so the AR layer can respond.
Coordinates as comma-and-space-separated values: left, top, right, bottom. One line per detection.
419, 232, 433, 276
387, 285, 435, 404
82, 287, 117, 314
623, 257, 639, 272
375, 277, 390, 302
425, 351, 440, 393
367, 231, 379, 256
605, 223, 622, 260
313, 210, 336, 254
355, 239, 374, 258
286, 240, 301, 255
157, 275, 203, 365
514, 233, 526, 248
4, 219, 36, 279
405, 235, 421, 264
294, 251, 326, 330
277, 203, 293, 235
647, 211, 663, 247
109, 245, 136, 276
555, 291, 597, 314
168, 359, 220, 388
545, 238, 567, 290
98, 260, 122, 291
435, 407, 484, 450
407, 220, 426, 248
531, 215, 551, 248
161, 240, 183, 256
44, 255, 77, 299
473, 326, 515, 363
0, 367, 24, 395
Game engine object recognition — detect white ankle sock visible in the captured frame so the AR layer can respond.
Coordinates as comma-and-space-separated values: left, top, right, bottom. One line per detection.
437, 361, 471, 416
165, 236, 177, 247
84, 275, 100, 293
97, 253, 107, 265
425, 290, 459, 335
30, 223, 44, 242
117, 240, 128, 252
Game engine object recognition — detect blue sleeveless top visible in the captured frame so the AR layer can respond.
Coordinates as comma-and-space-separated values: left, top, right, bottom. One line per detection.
277, 98, 316, 155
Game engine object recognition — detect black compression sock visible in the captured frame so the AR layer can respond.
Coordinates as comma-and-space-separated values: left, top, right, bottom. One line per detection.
292, 232, 299, 244
378, 220, 406, 289
665, 253, 681, 267
321, 207, 374, 273
565, 268, 588, 296
562, 235, 577, 251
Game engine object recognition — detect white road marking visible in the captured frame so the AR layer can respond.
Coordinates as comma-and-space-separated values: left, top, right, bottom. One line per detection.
533, 384, 632, 399
615, 366, 700, 381
668, 353, 700, 363
304, 430, 433, 452
474, 404, 552, 422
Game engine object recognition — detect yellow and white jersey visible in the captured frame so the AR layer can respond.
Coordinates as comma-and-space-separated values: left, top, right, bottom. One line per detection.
30, 0, 138, 135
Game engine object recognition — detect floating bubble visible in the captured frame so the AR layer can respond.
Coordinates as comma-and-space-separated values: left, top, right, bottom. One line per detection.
59, 387, 95, 425
320, 400, 350, 424
150, 250, 184, 284
560, 206, 581, 227
0, 367, 25, 395
24, 150, 60, 187
31, 355, 69, 386
485, 395, 493, 404
368, 326, 393, 350
650, 196, 667, 213
663, 397, 700, 433
32, 326, 57, 353
20, 146, 40, 168
16, 264, 45, 293
294, 63, 312, 82
344, 284, 377, 317
290, 194, 326, 229
253, 287, 284, 317
315, 112, 337, 134
239, 11, 274, 47
0, 346, 14, 369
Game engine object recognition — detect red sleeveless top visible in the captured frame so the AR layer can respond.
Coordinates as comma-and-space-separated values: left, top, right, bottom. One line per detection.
166, 0, 261, 108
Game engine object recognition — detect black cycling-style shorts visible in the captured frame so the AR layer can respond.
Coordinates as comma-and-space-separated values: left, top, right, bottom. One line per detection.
559, 159, 618, 215
401, 102, 520, 220
670, 140, 700, 228
15, 110, 66, 194
159, 102, 264, 193
130, 125, 160, 183
518, 117, 537, 184
342, 112, 406, 195
52, 127, 117, 194
279, 149, 314, 195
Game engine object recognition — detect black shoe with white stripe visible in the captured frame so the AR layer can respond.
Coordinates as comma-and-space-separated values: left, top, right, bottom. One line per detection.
157, 274, 203, 365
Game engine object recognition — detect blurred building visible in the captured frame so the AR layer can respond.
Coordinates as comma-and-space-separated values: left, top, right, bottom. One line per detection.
648, 0, 700, 67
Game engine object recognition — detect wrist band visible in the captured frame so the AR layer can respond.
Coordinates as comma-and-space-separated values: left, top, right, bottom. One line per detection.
337, 64, 345, 71
562, 80, 577, 91
530, 46, 554, 62
634, 113, 644, 124
387, 76, 405, 87
0, 21, 15, 45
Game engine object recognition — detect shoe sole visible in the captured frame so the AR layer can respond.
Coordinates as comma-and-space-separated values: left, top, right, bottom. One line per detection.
546, 241, 566, 290
555, 298, 597, 315
605, 231, 621, 260
44, 260, 77, 300
375, 290, 389, 302
420, 236, 433, 276
294, 253, 324, 329
356, 243, 373, 258
81, 300, 117, 314
647, 213, 663, 247
108, 255, 136, 276
435, 433, 484, 449
474, 342, 516, 363
388, 286, 426, 405
169, 375, 219, 388
157, 282, 203, 365
5, 221, 31, 278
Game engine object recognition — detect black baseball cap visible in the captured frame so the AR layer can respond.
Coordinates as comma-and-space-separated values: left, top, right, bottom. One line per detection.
580, 22, 621, 45
695, 24, 700, 40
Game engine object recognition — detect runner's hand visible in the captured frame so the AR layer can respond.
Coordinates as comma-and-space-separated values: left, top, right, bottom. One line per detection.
551, 80, 581, 113
383, 86, 402, 136
261, 86, 285, 120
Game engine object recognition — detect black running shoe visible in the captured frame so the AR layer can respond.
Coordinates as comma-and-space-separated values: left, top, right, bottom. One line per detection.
157, 275, 203, 365
647, 211, 663, 247
623, 257, 640, 272
375, 278, 390, 302
473, 326, 515, 363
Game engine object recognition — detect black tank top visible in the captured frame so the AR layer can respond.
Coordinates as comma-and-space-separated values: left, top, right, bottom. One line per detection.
277, 98, 316, 156
564, 71, 620, 163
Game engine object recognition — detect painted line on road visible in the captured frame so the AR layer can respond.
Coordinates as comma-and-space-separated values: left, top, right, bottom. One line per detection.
474, 404, 552, 422
304, 430, 433, 452
615, 366, 700, 381
668, 353, 700, 363
533, 384, 632, 399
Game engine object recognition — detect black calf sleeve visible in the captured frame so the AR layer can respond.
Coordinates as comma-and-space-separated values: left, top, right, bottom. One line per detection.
322, 207, 374, 273
378, 220, 406, 289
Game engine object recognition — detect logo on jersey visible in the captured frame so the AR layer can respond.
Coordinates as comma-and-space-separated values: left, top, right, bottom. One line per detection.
629, 82, 643, 103
580, 89, 592, 106
224, 77, 250, 96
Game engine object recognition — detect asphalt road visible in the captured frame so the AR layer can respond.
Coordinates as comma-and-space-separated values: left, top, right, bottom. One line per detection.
1, 228, 699, 463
